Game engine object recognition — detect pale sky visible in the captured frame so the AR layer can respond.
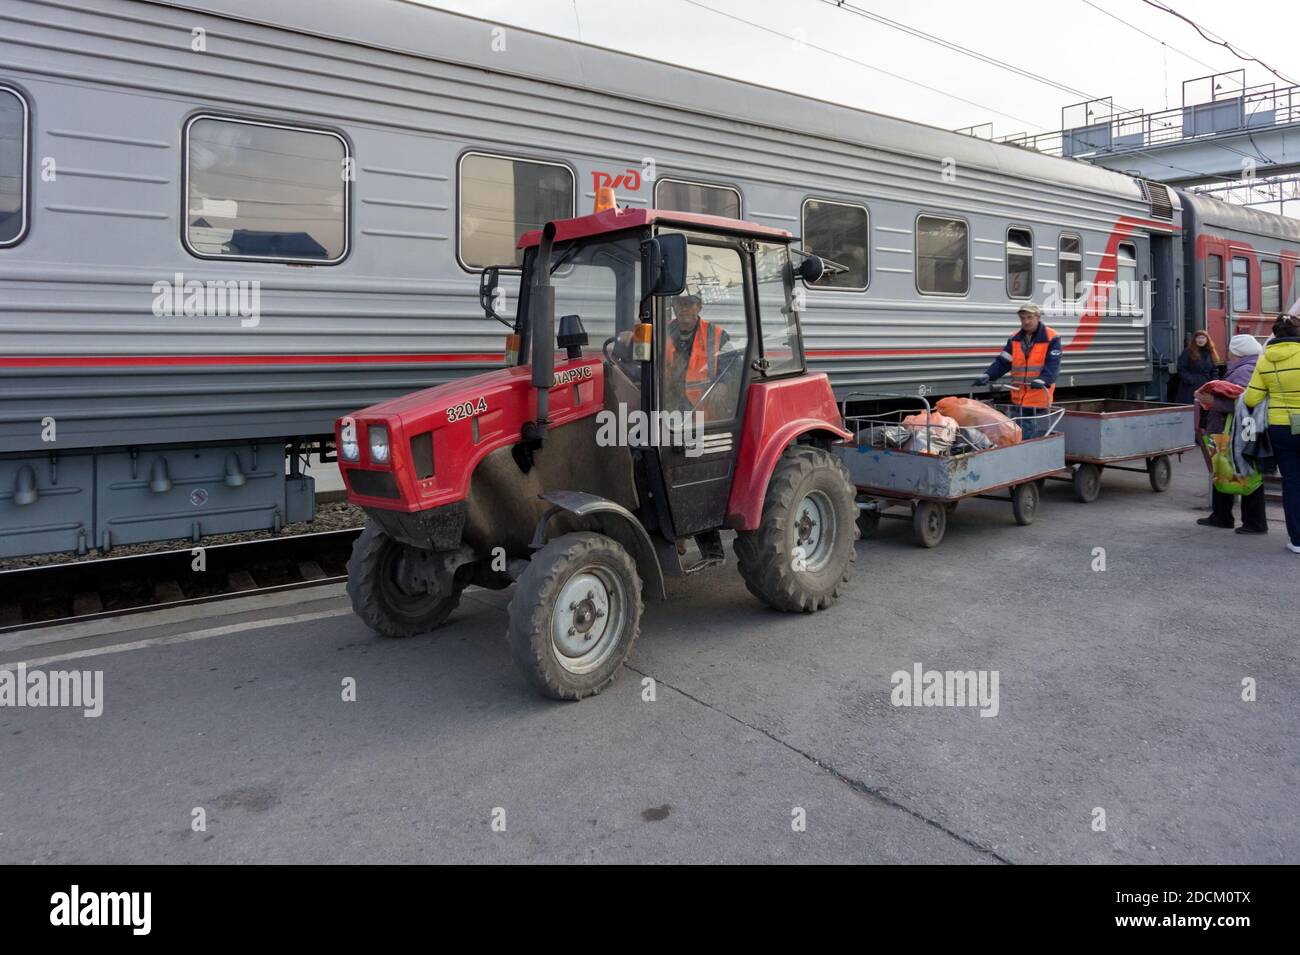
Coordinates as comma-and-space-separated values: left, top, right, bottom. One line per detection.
419, 0, 1296, 136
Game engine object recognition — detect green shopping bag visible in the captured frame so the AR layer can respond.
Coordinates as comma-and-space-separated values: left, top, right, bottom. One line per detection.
1203, 426, 1262, 496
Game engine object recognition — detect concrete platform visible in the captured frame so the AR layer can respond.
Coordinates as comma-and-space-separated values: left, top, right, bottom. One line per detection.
1, 452, 1295, 864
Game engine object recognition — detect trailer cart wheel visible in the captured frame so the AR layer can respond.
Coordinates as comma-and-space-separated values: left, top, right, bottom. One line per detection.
912, 501, 947, 548
508, 532, 642, 701
734, 447, 857, 612
1012, 481, 1039, 525
1072, 463, 1102, 503
347, 521, 463, 638
856, 506, 881, 538
1147, 454, 1172, 492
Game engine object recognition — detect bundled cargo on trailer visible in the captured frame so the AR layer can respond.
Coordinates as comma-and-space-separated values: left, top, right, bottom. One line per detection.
836, 391, 1065, 548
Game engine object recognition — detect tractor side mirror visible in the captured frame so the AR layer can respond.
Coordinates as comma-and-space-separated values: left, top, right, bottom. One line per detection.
796, 255, 825, 284
641, 233, 688, 297
479, 266, 501, 318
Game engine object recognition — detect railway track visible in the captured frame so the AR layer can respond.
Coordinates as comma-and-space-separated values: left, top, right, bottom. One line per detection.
0, 528, 361, 634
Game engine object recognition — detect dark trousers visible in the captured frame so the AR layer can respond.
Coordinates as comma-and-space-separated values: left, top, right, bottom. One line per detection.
1210, 485, 1267, 531
1008, 405, 1047, 439
1269, 425, 1300, 546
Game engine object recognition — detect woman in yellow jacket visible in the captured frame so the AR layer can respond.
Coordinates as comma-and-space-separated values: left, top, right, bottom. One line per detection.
1244, 314, 1300, 554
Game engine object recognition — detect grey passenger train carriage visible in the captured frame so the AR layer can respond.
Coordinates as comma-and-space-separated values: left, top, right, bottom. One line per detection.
1, 0, 1297, 560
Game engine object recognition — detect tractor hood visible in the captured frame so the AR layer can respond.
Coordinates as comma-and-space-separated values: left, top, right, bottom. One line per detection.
336, 355, 605, 512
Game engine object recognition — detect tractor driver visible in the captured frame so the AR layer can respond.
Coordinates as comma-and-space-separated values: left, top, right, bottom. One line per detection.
662, 292, 736, 418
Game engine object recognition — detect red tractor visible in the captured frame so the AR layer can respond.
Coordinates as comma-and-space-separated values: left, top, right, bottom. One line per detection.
336, 197, 858, 699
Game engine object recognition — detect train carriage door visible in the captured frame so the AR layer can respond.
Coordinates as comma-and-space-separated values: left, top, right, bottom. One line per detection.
1201, 237, 1228, 356
1148, 234, 1180, 400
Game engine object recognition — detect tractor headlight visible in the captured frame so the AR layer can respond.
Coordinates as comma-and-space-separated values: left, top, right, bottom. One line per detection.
368, 425, 390, 464
341, 437, 360, 462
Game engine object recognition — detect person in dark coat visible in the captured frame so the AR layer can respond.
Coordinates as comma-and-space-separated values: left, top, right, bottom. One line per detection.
1196, 334, 1266, 533
1176, 330, 1220, 404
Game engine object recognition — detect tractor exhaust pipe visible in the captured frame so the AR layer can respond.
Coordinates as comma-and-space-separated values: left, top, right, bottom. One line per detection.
527, 221, 558, 439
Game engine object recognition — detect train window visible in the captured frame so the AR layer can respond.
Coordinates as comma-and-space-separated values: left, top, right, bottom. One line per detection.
1006, 227, 1033, 298
1115, 241, 1137, 312
1058, 234, 1083, 301
184, 115, 348, 263
801, 198, 868, 290
459, 152, 574, 269
915, 214, 968, 295
1261, 260, 1281, 313
654, 177, 741, 219
1231, 256, 1250, 312
0, 85, 28, 247
1206, 254, 1224, 310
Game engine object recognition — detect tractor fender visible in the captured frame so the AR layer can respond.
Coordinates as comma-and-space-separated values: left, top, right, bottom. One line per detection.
726, 420, 851, 531
726, 373, 850, 531
530, 491, 667, 601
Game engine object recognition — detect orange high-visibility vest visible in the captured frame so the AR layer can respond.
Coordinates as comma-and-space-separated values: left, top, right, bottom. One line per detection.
664, 320, 724, 405
1009, 324, 1059, 408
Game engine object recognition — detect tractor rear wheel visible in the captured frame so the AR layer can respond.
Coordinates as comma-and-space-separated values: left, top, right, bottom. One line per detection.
734, 447, 858, 613
347, 521, 463, 637
508, 532, 643, 701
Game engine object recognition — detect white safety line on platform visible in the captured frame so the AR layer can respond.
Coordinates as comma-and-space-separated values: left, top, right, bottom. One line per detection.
0, 583, 350, 655
4, 608, 353, 669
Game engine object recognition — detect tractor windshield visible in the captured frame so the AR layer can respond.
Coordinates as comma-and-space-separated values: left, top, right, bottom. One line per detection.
521, 233, 642, 355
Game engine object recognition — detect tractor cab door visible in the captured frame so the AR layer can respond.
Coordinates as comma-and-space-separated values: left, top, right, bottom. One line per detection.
651, 231, 754, 538
650, 234, 806, 539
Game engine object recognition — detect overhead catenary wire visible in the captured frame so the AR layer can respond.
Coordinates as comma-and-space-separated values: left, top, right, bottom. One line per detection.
675, 0, 1051, 131
678, 0, 1262, 187
1074, 1, 1280, 163
812, 0, 1276, 180
1139, 0, 1299, 87
818, 0, 1149, 117
1078, 0, 1223, 76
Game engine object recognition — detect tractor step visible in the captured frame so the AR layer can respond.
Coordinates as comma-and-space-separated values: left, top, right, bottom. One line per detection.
681, 556, 725, 575
682, 530, 725, 574
653, 529, 727, 578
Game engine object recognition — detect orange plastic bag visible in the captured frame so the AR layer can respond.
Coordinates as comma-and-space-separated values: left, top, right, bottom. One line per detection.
934, 397, 1021, 448
900, 410, 957, 455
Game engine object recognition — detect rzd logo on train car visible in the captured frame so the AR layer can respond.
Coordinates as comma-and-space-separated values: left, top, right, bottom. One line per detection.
552, 366, 593, 387
592, 169, 641, 192
446, 397, 488, 423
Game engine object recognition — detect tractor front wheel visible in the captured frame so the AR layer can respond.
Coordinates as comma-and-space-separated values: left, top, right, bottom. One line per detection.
508, 532, 643, 700
734, 447, 858, 612
347, 521, 463, 637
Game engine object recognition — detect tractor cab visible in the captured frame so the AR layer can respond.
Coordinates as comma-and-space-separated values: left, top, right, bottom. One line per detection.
338, 193, 856, 700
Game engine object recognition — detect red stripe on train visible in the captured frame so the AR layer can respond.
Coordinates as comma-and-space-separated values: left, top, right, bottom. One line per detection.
0, 353, 505, 368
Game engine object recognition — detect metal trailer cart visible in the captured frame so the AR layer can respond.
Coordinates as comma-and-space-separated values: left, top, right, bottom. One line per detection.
834, 393, 1066, 548
1051, 399, 1197, 503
